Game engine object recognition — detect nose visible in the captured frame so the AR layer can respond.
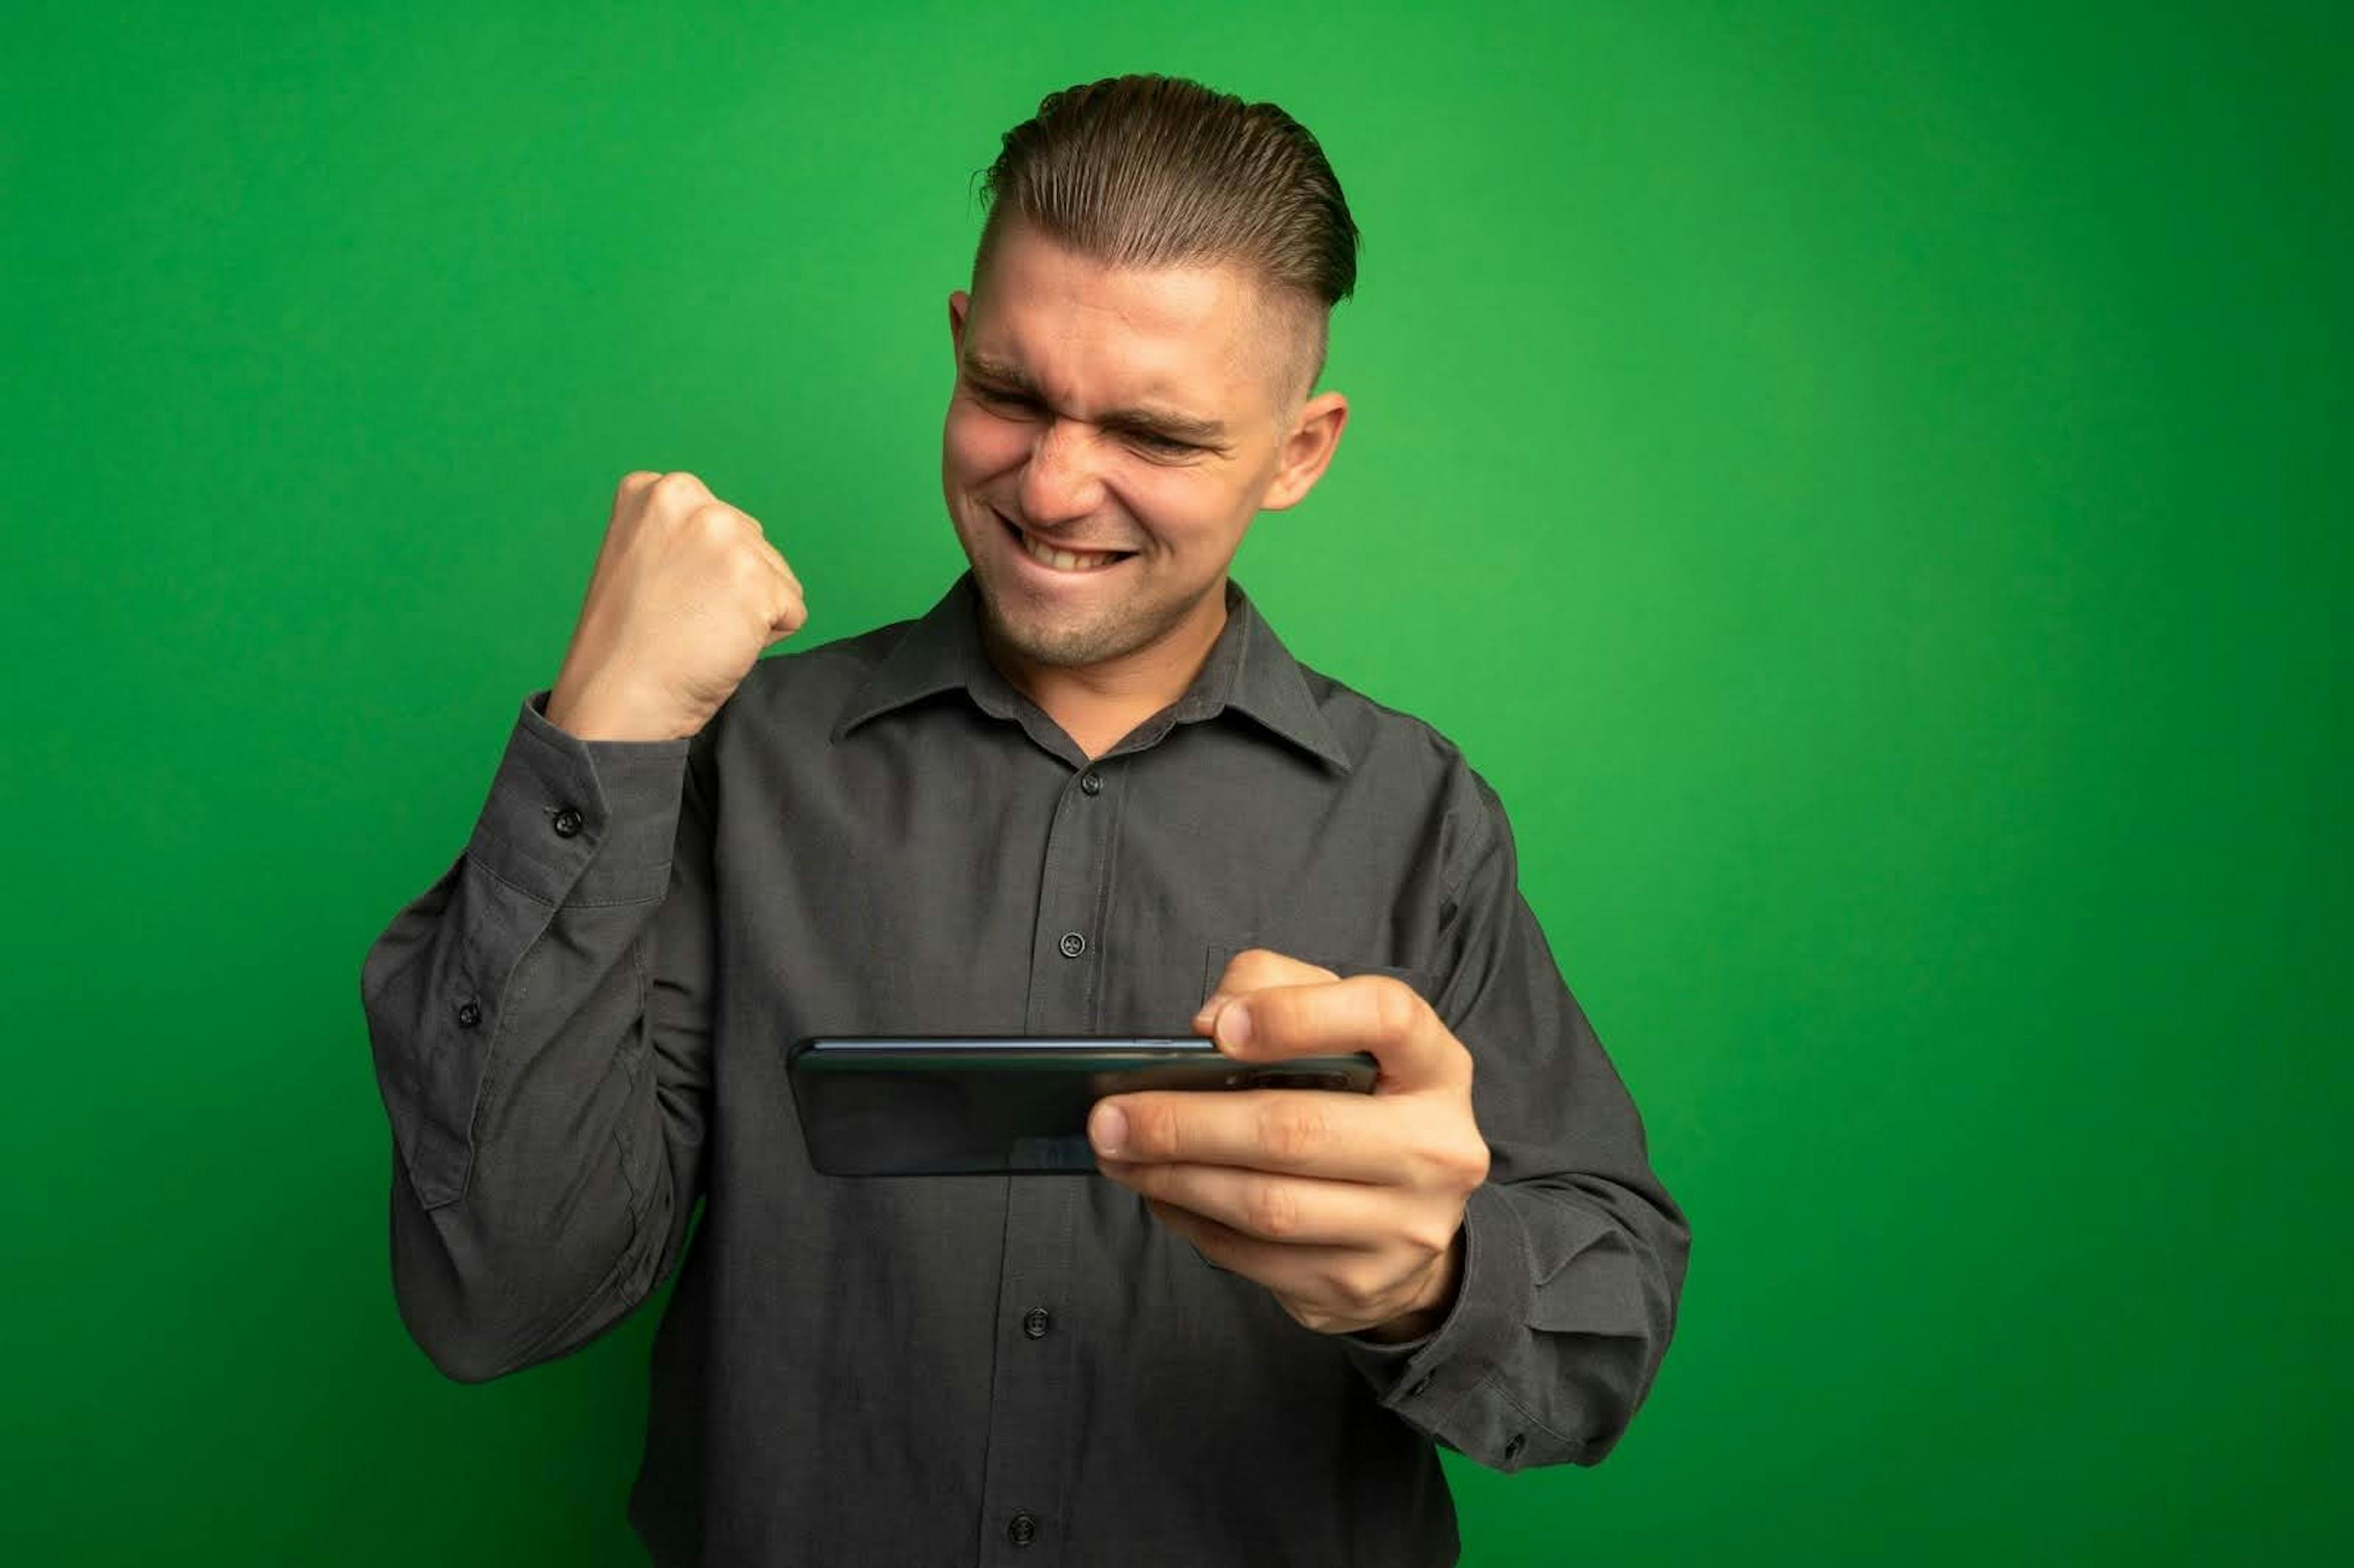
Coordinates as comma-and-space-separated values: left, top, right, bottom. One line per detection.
1017, 418, 1107, 528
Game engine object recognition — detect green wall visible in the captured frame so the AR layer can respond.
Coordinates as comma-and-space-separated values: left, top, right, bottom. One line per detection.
6, 2, 2345, 1561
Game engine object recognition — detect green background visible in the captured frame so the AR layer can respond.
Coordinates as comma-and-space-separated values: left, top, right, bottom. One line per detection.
4, 1, 2345, 1561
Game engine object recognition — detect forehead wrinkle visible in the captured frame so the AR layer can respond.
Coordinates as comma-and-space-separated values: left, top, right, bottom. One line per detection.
969, 234, 1279, 432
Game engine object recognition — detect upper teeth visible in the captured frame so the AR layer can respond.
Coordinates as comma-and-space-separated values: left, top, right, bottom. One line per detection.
1020, 532, 1122, 573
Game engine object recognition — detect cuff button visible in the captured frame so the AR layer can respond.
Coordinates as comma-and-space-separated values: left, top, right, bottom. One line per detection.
552, 805, 585, 838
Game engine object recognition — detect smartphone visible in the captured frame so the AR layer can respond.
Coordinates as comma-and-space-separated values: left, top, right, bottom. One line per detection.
785, 1036, 1380, 1176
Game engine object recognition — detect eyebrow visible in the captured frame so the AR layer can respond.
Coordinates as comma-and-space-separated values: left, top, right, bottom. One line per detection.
960, 351, 1230, 446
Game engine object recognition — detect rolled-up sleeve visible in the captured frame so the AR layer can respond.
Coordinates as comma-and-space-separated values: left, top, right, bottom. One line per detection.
1344, 771, 1691, 1472
359, 690, 717, 1383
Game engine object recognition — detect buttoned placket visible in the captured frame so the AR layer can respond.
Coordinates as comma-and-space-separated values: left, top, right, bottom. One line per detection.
973, 751, 1124, 1566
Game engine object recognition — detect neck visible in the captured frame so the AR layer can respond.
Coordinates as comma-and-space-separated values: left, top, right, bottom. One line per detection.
987, 584, 1230, 761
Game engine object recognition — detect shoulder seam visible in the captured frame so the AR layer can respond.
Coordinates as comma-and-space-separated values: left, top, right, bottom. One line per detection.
1292, 658, 1504, 905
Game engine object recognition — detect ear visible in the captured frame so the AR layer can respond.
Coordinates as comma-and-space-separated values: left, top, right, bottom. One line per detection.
949, 289, 970, 352
1259, 390, 1349, 512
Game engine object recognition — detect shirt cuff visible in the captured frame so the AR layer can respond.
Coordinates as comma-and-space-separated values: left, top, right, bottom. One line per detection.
462, 690, 693, 907
1339, 1181, 1526, 1434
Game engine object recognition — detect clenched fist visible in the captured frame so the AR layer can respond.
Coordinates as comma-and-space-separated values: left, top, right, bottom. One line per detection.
544, 471, 807, 741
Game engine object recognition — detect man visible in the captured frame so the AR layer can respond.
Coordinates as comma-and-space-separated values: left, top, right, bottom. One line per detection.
362, 74, 1688, 1567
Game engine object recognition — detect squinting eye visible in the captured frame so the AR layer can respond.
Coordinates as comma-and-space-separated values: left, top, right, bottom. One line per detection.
1132, 432, 1196, 456
978, 386, 1041, 415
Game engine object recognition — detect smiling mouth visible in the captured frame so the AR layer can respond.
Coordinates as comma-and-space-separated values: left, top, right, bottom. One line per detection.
999, 511, 1136, 574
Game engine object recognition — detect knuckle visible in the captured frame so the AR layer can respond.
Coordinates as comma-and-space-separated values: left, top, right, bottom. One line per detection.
1290, 1301, 1346, 1334
1133, 1100, 1184, 1159
1227, 946, 1338, 987
1410, 1216, 1459, 1257
1366, 976, 1422, 1041
1417, 1132, 1489, 1193
650, 469, 706, 506
1322, 1265, 1382, 1313
1244, 1178, 1300, 1239
726, 541, 768, 582
1224, 948, 1279, 988
1259, 1097, 1328, 1163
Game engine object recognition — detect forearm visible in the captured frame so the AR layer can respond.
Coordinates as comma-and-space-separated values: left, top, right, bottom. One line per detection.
359, 693, 706, 1382
1341, 771, 1692, 1469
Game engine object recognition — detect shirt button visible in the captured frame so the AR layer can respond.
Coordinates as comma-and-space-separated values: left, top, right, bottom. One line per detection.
551, 805, 585, 838
455, 1000, 482, 1029
1007, 1511, 1038, 1547
1022, 1306, 1051, 1339
1057, 931, 1086, 959
1406, 1374, 1433, 1398
1079, 771, 1103, 796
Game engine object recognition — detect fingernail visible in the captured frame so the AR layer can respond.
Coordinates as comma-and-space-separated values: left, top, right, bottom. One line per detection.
1216, 1002, 1253, 1053
1091, 1102, 1127, 1156
1194, 994, 1225, 1032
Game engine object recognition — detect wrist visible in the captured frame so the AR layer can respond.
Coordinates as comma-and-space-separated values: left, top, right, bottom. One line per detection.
1355, 1229, 1465, 1344
546, 672, 698, 742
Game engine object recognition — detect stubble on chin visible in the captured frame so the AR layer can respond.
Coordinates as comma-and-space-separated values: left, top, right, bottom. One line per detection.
977, 581, 1133, 669
972, 566, 1198, 673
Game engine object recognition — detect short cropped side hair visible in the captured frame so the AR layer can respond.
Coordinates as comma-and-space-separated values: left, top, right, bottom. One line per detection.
973, 74, 1360, 400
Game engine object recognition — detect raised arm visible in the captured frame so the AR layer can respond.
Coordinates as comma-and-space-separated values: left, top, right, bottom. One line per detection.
360, 696, 715, 1381
359, 468, 804, 1381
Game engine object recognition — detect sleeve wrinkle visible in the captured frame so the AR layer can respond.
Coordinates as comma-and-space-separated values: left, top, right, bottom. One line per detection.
1352, 754, 1687, 1472
366, 690, 715, 1382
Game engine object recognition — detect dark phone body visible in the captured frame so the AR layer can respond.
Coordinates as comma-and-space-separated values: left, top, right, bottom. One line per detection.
787, 1037, 1380, 1176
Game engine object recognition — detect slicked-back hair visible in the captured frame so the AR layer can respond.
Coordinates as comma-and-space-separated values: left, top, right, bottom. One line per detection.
972, 74, 1360, 402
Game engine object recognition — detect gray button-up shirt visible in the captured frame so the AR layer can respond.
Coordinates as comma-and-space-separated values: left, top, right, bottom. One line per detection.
360, 573, 1689, 1567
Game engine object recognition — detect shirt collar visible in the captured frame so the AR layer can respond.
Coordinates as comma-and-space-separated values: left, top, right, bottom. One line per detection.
831, 571, 1354, 774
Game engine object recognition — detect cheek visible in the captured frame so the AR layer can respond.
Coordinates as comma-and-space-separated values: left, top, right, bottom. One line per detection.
1129, 468, 1249, 549
945, 403, 1030, 481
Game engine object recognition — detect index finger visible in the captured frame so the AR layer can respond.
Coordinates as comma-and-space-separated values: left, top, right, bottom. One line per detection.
1092, 1085, 1406, 1184
1214, 974, 1466, 1095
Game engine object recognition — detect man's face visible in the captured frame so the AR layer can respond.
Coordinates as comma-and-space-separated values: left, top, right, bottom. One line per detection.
942, 220, 1345, 674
